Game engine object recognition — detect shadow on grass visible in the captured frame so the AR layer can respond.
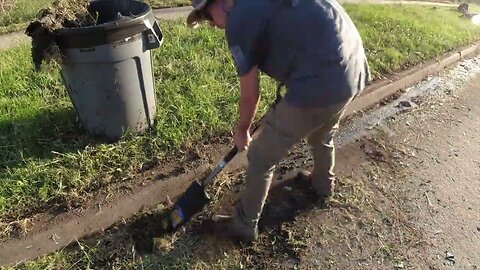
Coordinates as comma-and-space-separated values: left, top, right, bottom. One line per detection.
0, 106, 91, 170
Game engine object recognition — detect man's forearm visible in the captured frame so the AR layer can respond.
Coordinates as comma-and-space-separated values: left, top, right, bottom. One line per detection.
237, 66, 260, 132
238, 92, 259, 131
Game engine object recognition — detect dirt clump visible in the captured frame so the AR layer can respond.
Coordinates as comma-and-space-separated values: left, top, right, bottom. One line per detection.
25, 0, 98, 70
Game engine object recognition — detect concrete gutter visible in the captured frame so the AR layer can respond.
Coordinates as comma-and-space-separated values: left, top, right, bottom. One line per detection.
344, 42, 480, 116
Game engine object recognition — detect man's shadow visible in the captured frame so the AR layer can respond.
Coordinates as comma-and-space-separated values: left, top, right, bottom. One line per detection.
128, 173, 326, 255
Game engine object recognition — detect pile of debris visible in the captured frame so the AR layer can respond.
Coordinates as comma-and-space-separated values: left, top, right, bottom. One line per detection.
457, 2, 469, 14
25, 0, 98, 70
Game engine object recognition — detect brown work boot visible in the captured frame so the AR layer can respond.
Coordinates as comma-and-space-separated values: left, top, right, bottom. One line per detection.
211, 215, 258, 244
295, 170, 335, 198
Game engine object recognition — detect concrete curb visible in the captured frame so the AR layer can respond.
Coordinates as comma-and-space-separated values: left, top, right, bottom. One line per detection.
344, 42, 480, 117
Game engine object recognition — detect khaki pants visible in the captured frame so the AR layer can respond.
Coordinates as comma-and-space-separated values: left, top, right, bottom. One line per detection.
234, 98, 351, 227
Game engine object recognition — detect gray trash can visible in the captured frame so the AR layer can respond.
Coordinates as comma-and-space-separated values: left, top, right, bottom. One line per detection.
55, 0, 163, 142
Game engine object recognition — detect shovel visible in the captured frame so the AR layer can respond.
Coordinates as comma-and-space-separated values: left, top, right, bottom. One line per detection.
158, 92, 283, 234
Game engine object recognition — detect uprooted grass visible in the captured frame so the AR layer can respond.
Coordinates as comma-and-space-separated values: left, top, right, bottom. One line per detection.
26, 0, 96, 69
2, 3, 480, 241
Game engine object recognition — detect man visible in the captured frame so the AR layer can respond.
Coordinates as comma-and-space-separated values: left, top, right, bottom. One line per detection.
187, 0, 371, 243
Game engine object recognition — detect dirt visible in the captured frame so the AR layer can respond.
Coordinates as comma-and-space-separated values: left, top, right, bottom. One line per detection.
295, 66, 480, 269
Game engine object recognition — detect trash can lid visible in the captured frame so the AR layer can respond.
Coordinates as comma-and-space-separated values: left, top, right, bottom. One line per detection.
55, 0, 157, 49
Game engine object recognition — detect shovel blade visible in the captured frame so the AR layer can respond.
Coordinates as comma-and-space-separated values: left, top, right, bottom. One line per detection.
160, 181, 210, 233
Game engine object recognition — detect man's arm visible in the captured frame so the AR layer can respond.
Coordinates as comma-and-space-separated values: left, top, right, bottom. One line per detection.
235, 66, 260, 151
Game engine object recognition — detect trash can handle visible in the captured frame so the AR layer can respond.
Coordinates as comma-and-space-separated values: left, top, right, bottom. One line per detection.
143, 19, 163, 50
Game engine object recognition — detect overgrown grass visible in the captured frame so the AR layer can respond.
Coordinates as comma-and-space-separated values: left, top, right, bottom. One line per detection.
2, 4, 480, 268
0, 21, 279, 222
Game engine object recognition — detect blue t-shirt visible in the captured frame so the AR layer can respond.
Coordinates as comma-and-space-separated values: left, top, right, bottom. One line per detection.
226, 0, 371, 107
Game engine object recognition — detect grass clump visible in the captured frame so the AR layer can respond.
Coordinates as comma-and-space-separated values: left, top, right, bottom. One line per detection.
25, 0, 97, 70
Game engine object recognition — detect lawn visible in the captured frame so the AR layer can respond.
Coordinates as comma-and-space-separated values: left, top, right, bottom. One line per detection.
0, 0, 190, 34
0, 0, 54, 34
2, 3, 480, 269
147, 0, 190, 8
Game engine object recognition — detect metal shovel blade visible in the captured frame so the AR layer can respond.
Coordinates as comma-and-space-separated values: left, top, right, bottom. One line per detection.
160, 180, 210, 233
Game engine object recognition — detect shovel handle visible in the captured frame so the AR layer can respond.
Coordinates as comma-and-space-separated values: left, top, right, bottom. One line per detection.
223, 119, 265, 163
201, 94, 281, 187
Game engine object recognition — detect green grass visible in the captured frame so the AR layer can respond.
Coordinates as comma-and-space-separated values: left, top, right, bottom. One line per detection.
2, 3, 480, 227
2, 3, 480, 268
146, 0, 190, 8
345, 4, 480, 78
0, 21, 279, 222
0, 0, 54, 34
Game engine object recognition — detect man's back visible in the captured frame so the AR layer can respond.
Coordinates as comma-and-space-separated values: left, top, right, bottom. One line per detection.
227, 0, 371, 106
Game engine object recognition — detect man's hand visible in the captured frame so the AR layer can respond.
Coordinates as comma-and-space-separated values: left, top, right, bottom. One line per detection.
234, 125, 252, 151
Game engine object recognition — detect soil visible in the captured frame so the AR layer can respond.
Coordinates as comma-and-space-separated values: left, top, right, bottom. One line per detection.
296, 63, 480, 269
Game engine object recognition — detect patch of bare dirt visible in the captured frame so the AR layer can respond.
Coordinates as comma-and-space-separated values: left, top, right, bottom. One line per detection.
296, 70, 480, 269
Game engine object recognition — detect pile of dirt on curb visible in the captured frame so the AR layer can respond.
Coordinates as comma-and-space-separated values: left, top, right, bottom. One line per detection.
25, 0, 97, 70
